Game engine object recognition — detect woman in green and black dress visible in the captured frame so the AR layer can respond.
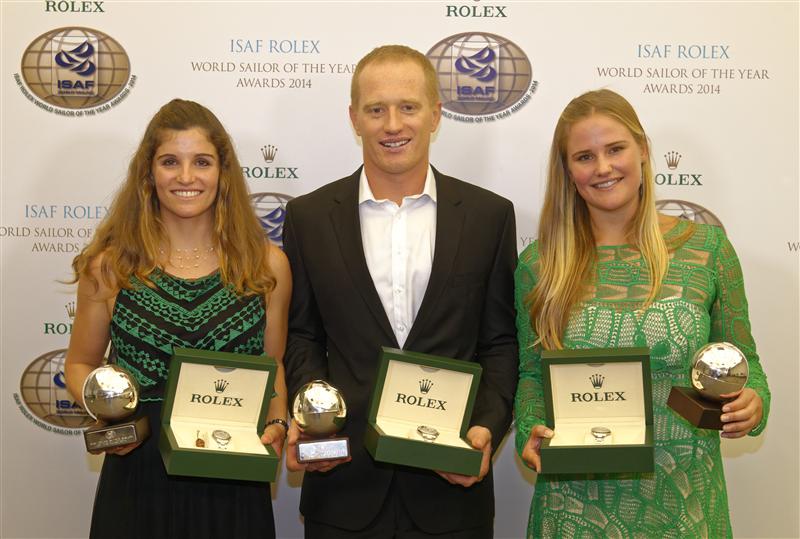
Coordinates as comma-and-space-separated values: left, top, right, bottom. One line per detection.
65, 99, 290, 539
515, 89, 769, 538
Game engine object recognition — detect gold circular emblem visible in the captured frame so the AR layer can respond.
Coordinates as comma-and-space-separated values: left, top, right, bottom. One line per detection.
20, 26, 131, 110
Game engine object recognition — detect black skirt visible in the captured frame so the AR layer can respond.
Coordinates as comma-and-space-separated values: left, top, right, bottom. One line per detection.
89, 401, 275, 539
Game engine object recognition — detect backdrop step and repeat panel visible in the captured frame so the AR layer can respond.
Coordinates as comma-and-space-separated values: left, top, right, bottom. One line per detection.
1, 2, 798, 538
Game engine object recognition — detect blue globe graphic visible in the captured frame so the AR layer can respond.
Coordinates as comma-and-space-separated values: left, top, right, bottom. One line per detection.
250, 192, 293, 248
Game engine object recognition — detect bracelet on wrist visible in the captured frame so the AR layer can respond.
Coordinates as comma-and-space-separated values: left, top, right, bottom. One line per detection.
266, 418, 289, 435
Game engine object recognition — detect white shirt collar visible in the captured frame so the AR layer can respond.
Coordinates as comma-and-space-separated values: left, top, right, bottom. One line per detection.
358, 166, 437, 205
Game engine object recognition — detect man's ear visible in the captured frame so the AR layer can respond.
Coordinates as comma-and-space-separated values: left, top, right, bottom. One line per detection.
431, 101, 442, 132
349, 105, 360, 136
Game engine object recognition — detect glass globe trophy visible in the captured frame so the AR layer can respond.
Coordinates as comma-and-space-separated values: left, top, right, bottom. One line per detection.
667, 342, 749, 430
82, 364, 150, 451
292, 380, 349, 463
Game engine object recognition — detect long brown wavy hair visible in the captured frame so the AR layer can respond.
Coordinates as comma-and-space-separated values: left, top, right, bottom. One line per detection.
71, 98, 275, 296
529, 89, 689, 349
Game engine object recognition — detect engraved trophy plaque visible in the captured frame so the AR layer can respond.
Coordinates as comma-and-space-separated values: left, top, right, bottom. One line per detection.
82, 364, 150, 451
668, 342, 749, 430
292, 380, 349, 463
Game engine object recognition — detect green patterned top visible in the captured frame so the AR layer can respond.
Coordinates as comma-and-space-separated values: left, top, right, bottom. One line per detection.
514, 221, 770, 538
110, 270, 266, 401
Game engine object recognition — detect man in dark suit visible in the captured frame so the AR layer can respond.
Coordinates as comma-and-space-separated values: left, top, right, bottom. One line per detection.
283, 44, 518, 538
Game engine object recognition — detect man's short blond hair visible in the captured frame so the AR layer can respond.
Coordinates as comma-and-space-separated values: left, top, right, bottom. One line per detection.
350, 45, 440, 107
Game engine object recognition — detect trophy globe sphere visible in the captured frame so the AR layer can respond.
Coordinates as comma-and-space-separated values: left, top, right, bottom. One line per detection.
292, 380, 347, 437
691, 342, 749, 401
82, 364, 140, 421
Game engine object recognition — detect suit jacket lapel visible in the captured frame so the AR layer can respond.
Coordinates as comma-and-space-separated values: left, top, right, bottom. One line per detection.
405, 168, 464, 348
330, 168, 398, 347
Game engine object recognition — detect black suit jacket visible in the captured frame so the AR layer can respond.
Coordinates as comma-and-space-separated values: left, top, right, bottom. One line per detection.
282, 167, 518, 533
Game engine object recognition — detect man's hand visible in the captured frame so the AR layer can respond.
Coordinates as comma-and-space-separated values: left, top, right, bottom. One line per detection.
436, 426, 492, 487
285, 420, 351, 473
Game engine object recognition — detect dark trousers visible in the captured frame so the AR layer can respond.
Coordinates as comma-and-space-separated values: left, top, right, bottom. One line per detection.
304, 477, 493, 539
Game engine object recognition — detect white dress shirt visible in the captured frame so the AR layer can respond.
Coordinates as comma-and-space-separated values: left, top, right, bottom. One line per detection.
358, 167, 437, 348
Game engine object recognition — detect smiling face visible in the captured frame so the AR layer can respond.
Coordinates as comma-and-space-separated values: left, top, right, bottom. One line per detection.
349, 59, 441, 185
151, 127, 219, 227
565, 113, 647, 223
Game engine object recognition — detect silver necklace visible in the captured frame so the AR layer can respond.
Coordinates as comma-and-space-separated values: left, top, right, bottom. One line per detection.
159, 245, 215, 269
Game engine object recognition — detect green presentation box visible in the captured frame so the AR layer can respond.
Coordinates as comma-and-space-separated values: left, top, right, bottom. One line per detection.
364, 347, 483, 476
539, 347, 654, 474
159, 347, 279, 482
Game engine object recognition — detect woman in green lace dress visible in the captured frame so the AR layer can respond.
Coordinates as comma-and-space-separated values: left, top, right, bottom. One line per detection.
515, 89, 770, 538
64, 99, 291, 538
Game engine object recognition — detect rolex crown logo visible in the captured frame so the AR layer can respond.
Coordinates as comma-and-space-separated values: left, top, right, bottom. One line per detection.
589, 374, 605, 389
261, 144, 278, 163
214, 379, 229, 393
65, 301, 76, 320
664, 151, 682, 170
419, 378, 433, 394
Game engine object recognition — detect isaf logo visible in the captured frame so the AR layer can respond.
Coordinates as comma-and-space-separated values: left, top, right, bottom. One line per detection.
454, 47, 498, 102
53, 39, 97, 94
19, 26, 132, 111
427, 32, 536, 120
15, 349, 93, 434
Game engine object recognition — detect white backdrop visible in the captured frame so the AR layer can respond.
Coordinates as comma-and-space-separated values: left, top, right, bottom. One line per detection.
1, 2, 798, 538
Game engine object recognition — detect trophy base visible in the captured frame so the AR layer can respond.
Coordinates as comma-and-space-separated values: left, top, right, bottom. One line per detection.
297, 437, 350, 463
84, 415, 150, 451
667, 386, 723, 430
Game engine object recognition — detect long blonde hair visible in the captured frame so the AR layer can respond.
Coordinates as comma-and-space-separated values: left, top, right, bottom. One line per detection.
530, 89, 666, 350
71, 98, 275, 297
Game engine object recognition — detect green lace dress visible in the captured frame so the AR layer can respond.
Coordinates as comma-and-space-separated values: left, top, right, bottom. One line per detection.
90, 270, 274, 539
514, 221, 770, 538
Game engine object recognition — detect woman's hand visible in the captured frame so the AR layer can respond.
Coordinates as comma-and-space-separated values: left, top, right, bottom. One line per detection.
520, 424, 554, 473
261, 422, 287, 455
91, 442, 143, 456
720, 387, 763, 438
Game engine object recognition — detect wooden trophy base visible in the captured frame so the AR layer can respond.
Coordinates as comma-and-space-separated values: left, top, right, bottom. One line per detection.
667, 387, 723, 430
